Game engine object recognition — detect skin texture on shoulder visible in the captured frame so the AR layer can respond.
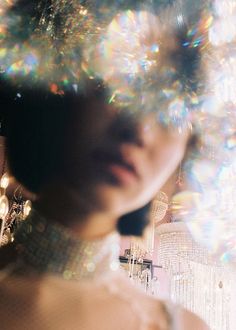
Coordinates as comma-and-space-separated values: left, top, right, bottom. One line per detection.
180, 308, 210, 330
0, 250, 208, 330
149, 299, 210, 330
0, 267, 177, 330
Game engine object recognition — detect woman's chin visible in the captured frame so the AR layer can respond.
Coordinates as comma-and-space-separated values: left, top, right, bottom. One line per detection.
91, 183, 150, 217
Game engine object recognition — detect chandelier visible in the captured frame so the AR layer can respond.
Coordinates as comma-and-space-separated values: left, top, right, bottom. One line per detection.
156, 222, 236, 330
0, 173, 31, 246
123, 192, 168, 294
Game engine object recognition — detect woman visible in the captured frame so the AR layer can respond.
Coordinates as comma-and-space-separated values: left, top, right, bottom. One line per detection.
0, 81, 208, 330
0, 1, 209, 330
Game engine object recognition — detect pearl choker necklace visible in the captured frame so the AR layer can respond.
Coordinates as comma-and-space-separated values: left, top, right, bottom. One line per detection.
13, 209, 120, 280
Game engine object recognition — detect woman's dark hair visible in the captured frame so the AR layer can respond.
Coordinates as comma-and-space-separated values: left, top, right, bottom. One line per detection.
4, 85, 71, 194
1, 80, 150, 236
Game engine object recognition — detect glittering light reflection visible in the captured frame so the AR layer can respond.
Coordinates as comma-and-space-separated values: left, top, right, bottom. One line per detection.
86, 8, 206, 125
214, 0, 236, 18
0, 1, 100, 84
185, 13, 213, 49
209, 19, 236, 45
183, 0, 236, 263
184, 0, 236, 263
93, 10, 162, 78
0, 2, 210, 128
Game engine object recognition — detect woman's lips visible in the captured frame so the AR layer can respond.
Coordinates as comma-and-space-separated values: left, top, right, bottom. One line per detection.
106, 162, 138, 185
92, 148, 139, 185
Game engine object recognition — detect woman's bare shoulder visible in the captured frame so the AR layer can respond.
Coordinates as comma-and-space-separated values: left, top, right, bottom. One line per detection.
152, 298, 209, 330
179, 308, 210, 330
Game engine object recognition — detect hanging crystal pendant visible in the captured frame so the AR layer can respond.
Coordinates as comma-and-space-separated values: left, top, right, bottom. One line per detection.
0, 172, 9, 190
23, 200, 32, 219
151, 191, 169, 224
0, 194, 9, 245
0, 195, 9, 219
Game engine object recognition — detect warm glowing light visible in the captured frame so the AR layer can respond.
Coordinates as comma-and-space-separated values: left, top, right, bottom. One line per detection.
23, 200, 32, 219
0, 195, 9, 219
0, 173, 10, 189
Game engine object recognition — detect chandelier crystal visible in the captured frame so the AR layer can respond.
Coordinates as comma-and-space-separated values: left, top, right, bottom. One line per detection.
156, 222, 236, 330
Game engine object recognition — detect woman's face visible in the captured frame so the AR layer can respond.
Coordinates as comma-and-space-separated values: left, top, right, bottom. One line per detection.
63, 95, 189, 218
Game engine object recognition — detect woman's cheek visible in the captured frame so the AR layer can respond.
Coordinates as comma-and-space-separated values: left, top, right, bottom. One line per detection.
148, 139, 184, 183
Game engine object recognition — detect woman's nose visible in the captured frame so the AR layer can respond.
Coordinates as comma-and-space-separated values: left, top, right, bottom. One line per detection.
108, 112, 152, 147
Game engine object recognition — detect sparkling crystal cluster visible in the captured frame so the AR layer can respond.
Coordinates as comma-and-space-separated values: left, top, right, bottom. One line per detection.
0, 1, 208, 128
184, 0, 236, 262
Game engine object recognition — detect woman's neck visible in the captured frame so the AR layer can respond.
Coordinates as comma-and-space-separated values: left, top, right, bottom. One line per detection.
14, 209, 120, 280
34, 184, 119, 240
